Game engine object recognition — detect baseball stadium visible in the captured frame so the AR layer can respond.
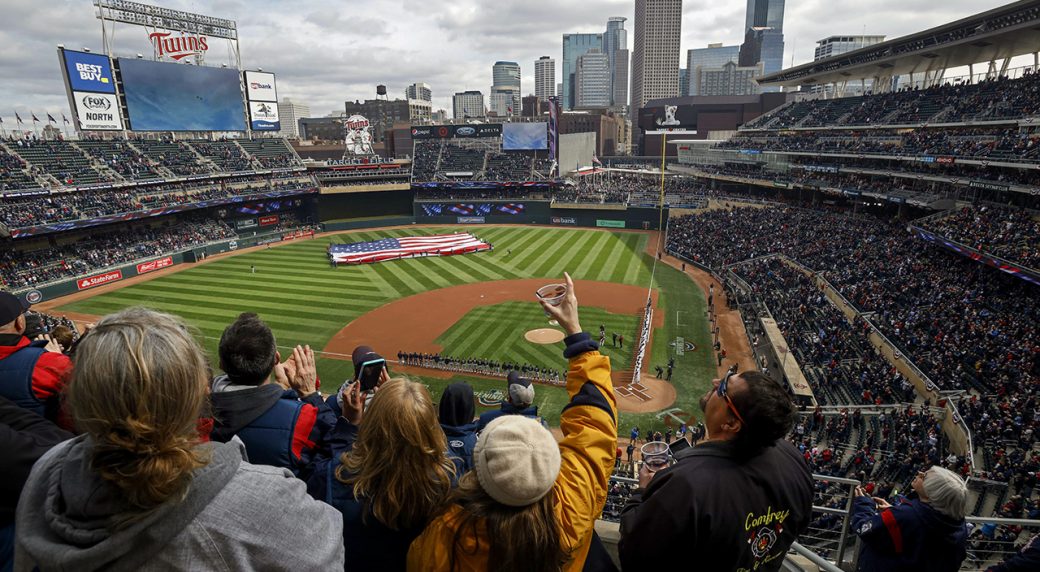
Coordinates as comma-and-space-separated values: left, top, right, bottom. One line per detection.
1, 1, 1039, 571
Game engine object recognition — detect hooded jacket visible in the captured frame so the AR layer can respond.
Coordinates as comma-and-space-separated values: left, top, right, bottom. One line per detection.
438, 383, 478, 475
15, 434, 343, 572
209, 375, 334, 477
851, 495, 968, 572
407, 332, 617, 572
0, 335, 72, 425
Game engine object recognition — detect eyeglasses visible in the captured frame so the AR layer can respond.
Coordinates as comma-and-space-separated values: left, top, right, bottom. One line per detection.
717, 371, 746, 425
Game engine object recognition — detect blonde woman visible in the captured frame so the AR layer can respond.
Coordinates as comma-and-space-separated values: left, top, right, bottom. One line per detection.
307, 376, 455, 571
15, 308, 343, 571
408, 273, 618, 571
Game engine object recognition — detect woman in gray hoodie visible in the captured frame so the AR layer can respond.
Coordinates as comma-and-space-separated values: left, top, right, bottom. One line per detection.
15, 307, 344, 571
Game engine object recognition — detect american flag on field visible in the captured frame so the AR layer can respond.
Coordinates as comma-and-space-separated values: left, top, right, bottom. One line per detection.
328, 233, 492, 265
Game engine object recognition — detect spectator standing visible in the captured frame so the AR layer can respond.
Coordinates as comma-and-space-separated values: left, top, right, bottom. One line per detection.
438, 383, 478, 475
308, 377, 455, 572
15, 308, 343, 570
477, 371, 541, 431
619, 370, 813, 570
985, 532, 1040, 572
851, 466, 969, 572
209, 313, 334, 476
0, 293, 71, 426
408, 272, 617, 571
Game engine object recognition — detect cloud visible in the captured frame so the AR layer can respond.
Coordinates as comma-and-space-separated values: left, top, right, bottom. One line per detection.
0, 0, 1019, 124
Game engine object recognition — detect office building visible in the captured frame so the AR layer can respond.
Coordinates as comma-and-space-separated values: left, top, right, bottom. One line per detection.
630, 0, 683, 118
535, 56, 556, 101
812, 35, 886, 94
679, 68, 688, 97
453, 90, 485, 119
562, 33, 604, 109
696, 61, 763, 96
575, 48, 611, 108
603, 17, 628, 106
298, 116, 344, 142
276, 98, 310, 139
613, 48, 630, 108
490, 61, 521, 117
739, 0, 785, 87
405, 82, 432, 102
687, 44, 741, 95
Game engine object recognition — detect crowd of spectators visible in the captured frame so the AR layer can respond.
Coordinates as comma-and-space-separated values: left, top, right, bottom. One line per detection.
397, 351, 563, 385
747, 71, 1040, 130
721, 126, 1040, 163
667, 202, 1039, 525
0, 175, 314, 229
0, 218, 236, 289
920, 205, 1040, 268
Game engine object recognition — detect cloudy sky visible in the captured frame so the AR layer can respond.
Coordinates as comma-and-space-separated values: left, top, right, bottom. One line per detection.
0, 0, 1017, 122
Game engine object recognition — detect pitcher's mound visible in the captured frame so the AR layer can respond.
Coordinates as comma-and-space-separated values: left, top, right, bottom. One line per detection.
525, 328, 565, 344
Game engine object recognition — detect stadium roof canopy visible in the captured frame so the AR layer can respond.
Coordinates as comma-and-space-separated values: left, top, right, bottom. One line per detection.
758, 0, 1040, 91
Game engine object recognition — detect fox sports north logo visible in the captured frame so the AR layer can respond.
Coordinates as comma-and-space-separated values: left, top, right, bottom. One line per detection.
82, 95, 111, 110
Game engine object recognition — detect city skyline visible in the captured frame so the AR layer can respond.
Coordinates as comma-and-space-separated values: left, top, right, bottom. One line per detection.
0, 0, 1018, 121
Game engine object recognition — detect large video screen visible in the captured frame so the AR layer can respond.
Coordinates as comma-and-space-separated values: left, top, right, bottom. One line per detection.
119, 58, 246, 131
502, 122, 548, 150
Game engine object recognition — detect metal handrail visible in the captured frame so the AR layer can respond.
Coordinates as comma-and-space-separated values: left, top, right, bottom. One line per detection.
789, 542, 846, 572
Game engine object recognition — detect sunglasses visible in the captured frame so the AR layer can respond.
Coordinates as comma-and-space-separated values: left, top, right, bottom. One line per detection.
717, 371, 746, 425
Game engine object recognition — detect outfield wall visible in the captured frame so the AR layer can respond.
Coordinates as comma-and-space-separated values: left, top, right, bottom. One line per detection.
413, 200, 668, 229
318, 190, 414, 222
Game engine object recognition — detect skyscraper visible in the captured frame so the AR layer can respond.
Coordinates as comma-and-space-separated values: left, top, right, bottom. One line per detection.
813, 35, 886, 94
739, 0, 785, 84
453, 91, 485, 119
575, 48, 611, 108
613, 49, 630, 108
562, 33, 604, 110
630, 0, 683, 118
490, 61, 521, 117
603, 17, 628, 107
679, 68, 688, 97
687, 43, 741, 95
276, 98, 310, 139
405, 82, 432, 102
535, 56, 556, 101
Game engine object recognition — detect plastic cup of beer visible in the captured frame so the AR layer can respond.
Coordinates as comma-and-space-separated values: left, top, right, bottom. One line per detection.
641, 441, 671, 472
536, 283, 567, 316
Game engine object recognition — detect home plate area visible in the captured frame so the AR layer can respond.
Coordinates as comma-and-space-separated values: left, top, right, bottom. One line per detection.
615, 381, 654, 402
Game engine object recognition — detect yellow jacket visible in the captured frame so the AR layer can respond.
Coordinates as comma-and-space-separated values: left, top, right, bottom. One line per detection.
407, 344, 618, 571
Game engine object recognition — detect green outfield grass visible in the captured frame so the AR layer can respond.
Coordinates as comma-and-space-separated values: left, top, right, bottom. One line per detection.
58, 225, 714, 432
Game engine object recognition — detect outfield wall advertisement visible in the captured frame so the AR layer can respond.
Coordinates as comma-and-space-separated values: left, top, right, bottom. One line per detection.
77, 270, 123, 291
60, 49, 124, 131
136, 257, 174, 275
410, 124, 502, 139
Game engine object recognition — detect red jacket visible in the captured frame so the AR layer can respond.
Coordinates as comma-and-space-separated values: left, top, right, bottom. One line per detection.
0, 334, 73, 410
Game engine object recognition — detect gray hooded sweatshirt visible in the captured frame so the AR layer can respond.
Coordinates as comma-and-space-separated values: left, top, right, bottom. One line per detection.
15, 434, 344, 571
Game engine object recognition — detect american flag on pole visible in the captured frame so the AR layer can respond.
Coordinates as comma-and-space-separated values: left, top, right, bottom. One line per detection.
328, 233, 491, 265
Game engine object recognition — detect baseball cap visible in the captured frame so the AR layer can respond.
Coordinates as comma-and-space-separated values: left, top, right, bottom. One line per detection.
352, 345, 384, 375
0, 292, 30, 326
506, 370, 535, 408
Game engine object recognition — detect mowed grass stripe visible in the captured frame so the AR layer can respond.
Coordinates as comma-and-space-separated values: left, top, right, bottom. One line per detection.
145, 275, 383, 301
440, 314, 501, 354
571, 231, 613, 278
536, 227, 600, 278
107, 287, 376, 316
444, 250, 515, 282
511, 228, 566, 272
380, 258, 438, 291
368, 260, 417, 296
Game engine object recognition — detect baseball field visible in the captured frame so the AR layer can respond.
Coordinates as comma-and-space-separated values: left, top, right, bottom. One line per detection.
55, 225, 715, 432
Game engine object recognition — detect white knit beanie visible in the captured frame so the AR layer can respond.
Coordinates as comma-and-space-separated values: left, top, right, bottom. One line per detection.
474, 415, 561, 507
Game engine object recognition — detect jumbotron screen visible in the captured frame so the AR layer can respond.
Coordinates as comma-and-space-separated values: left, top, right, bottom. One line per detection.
502, 122, 548, 150
119, 58, 246, 132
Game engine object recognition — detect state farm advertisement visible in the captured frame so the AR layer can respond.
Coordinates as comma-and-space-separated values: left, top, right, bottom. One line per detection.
259, 214, 279, 226
136, 256, 174, 275
77, 270, 123, 291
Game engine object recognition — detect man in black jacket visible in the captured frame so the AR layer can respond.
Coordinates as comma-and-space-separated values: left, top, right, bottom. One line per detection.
619, 370, 813, 571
